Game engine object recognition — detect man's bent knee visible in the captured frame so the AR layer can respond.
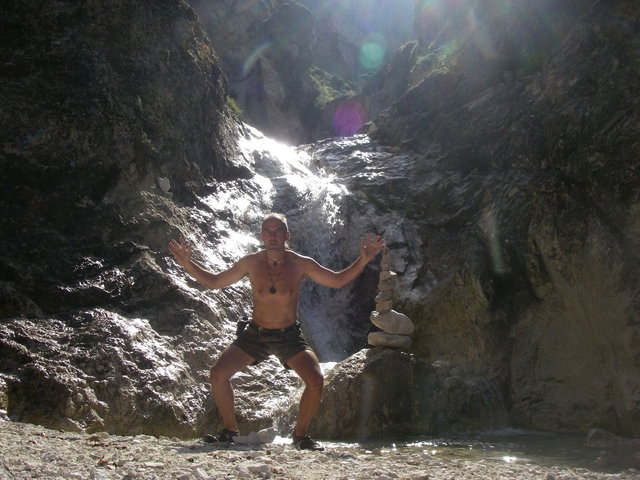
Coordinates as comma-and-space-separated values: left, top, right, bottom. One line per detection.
209, 345, 254, 385
305, 370, 324, 391
286, 351, 324, 390
209, 364, 229, 385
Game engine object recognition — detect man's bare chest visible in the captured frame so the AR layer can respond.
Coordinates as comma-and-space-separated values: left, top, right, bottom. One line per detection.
248, 257, 304, 296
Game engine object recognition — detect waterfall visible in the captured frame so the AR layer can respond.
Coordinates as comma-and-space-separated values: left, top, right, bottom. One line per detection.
192, 124, 384, 361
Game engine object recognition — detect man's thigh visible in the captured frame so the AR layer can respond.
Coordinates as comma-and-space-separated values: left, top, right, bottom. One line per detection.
285, 350, 323, 385
212, 345, 256, 377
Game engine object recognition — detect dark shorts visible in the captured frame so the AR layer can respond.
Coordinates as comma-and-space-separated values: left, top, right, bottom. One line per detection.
232, 322, 311, 368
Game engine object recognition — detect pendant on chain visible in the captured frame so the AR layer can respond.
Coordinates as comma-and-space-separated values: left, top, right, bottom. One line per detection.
267, 255, 284, 295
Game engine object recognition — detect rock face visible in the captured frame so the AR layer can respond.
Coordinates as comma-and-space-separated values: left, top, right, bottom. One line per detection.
0, 0, 302, 437
2, 0, 640, 443
190, 1, 319, 144
0, 0, 383, 437
366, 1, 640, 436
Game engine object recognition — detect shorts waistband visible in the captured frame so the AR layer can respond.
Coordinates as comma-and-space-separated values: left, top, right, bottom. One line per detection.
247, 322, 300, 335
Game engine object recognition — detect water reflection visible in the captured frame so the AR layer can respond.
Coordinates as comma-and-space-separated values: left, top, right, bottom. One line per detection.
270, 430, 637, 474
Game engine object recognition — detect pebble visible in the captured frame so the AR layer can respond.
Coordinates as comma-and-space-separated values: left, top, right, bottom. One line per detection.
1, 419, 639, 480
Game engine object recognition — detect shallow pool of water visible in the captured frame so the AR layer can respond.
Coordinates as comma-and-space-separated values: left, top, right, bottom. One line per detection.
316, 430, 640, 474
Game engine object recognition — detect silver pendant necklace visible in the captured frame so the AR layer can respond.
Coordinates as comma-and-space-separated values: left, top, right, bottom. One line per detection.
266, 254, 285, 294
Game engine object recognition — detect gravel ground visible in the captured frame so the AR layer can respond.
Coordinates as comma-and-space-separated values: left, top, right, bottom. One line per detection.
1, 419, 639, 480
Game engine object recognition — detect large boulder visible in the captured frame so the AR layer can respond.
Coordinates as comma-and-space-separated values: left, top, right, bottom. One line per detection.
312, 348, 509, 439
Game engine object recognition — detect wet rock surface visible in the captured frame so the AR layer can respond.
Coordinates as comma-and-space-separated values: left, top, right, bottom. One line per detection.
0, 0, 307, 438
303, 2, 640, 437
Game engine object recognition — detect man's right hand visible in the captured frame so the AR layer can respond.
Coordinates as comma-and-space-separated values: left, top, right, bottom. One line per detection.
168, 237, 192, 268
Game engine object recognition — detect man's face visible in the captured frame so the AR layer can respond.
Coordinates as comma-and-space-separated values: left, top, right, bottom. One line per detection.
260, 219, 289, 248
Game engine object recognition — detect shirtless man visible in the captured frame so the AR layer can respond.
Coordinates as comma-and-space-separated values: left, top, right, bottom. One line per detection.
168, 213, 384, 450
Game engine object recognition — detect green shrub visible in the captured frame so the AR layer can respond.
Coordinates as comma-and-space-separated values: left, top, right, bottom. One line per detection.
309, 67, 356, 108
415, 38, 462, 74
226, 96, 242, 116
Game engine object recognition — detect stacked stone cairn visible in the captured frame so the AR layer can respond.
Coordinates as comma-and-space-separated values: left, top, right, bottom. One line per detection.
367, 248, 414, 351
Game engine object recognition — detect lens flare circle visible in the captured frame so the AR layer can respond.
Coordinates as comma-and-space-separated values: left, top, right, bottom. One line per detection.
242, 41, 272, 78
332, 99, 365, 137
359, 33, 387, 70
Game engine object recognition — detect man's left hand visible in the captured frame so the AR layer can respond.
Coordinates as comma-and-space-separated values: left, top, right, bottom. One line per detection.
360, 233, 384, 262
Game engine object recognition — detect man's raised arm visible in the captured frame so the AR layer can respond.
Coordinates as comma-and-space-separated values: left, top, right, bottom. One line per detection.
303, 233, 384, 289
168, 237, 247, 289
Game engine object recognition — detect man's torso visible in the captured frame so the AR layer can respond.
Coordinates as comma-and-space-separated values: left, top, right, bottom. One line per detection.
244, 250, 307, 329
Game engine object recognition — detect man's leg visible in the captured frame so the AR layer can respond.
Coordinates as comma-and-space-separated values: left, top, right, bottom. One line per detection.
209, 345, 255, 432
286, 350, 324, 437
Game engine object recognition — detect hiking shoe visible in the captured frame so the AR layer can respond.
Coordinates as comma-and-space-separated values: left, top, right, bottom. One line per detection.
293, 434, 324, 451
203, 428, 238, 444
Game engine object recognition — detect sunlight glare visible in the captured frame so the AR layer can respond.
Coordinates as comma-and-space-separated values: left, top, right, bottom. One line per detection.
320, 362, 338, 374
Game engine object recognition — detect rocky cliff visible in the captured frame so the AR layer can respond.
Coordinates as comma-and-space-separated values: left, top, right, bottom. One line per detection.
0, 0, 381, 437
1, 0, 640, 441
188, 0, 414, 144
361, 0, 640, 437
309, 1, 640, 439
0, 0, 258, 437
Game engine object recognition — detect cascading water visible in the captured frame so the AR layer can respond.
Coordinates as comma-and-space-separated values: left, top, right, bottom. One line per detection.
163, 122, 417, 435
189, 123, 389, 362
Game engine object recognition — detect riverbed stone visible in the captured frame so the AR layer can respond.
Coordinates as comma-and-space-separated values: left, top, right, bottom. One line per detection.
234, 427, 278, 445
375, 290, 393, 303
370, 310, 414, 335
375, 298, 394, 313
368, 331, 412, 350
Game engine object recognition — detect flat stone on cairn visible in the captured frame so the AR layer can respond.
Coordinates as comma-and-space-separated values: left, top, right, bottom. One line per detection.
370, 310, 414, 335
367, 248, 414, 351
368, 331, 412, 350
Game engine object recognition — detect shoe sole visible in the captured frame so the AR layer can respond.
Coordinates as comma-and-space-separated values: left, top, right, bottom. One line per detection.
203, 434, 235, 444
